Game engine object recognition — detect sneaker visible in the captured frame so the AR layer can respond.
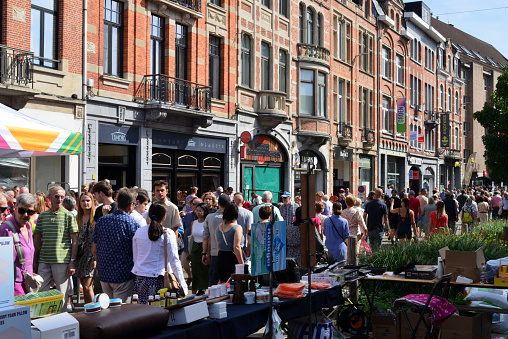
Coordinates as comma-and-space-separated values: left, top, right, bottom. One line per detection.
66, 304, 73, 313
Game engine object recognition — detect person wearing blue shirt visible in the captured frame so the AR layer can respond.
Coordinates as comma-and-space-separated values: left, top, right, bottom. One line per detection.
323, 202, 350, 265
92, 188, 140, 303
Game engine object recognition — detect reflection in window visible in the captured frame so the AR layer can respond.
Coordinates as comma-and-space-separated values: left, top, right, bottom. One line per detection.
31, 0, 57, 68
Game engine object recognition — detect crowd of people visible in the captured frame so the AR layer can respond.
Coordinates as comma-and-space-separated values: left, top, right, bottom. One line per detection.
0, 181, 506, 309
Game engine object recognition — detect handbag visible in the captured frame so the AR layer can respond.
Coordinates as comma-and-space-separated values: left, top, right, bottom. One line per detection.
163, 230, 182, 296
3, 219, 44, 293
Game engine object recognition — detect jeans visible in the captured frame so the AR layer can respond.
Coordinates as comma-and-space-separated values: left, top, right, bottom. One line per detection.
368, 230, 384, 252
208, 256, 220, 287
493, 207, 500, 220
448, 220, 456, 234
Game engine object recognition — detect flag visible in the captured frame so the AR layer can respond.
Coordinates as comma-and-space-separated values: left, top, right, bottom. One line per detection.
410, 131, 417, 141
418, 134, 424, 143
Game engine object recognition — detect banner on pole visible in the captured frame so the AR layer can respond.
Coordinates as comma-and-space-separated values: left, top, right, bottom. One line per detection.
440, 113, 450, 148
396, 98, 406, 133
463, 152, 477, 186
251, 221, 286, 276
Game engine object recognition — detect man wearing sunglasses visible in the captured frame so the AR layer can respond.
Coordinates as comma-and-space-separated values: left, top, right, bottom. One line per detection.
34, 186, 79, 312
0, 192, 9, 221
0, 193, 37, 295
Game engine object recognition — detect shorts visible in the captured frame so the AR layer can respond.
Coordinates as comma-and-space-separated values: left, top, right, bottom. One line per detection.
397, 231, 412, 240
180, 250, 190, 266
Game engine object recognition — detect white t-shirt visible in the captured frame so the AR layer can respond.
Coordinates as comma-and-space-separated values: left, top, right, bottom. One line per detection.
191, 220, 205, 243
131, 210, 147, 227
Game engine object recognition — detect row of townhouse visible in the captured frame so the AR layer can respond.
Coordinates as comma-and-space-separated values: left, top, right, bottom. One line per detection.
0, 0, 506, 202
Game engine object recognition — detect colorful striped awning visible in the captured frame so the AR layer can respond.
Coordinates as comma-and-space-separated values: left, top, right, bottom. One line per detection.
0, 103, 82, 157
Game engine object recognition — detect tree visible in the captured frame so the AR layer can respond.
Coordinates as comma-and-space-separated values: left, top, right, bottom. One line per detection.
473, 67, 508, 183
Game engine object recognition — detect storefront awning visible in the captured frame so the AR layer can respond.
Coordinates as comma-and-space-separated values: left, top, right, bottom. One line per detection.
0, 103, 82, 157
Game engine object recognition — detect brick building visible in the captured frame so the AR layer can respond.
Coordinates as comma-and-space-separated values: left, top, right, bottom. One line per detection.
84, 0, 239, 202
0, 0, 84, 192
432, 18, 508, 187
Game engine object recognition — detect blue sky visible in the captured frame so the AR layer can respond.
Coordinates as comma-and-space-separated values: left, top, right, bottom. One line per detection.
421, 0, 508, 59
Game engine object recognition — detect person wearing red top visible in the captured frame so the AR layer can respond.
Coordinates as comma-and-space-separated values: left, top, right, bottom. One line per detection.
491, 191, 502, 220
429, 201, 449, 234
408, 190, 421, 236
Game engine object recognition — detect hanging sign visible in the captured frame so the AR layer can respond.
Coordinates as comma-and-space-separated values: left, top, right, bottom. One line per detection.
463, 152, 477, 186
396, 98, 406, 133
251, 221, 286, 276
440, 113, 450, 148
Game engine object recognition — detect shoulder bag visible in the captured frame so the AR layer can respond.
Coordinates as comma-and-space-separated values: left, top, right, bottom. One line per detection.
3, 219, 44, 293
163, 230, 182, 296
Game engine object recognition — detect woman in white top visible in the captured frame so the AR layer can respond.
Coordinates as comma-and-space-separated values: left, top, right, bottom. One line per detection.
188, 202, 210, 295
132, 201, 188, 304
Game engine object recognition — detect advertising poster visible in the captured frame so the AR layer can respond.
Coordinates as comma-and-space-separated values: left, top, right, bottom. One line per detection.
396, 98, 406, 133
251, 221, 286, 276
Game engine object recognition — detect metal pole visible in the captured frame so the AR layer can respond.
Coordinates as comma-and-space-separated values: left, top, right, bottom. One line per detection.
268, 202, 275, 338
307, 162, 312, 337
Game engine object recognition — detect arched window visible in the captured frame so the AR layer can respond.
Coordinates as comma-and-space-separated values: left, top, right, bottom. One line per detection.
307, 8, 314, 45
395, 15, 399, 31
447, 88, 451, 111
455, 127, 459, 149
317, 14, 323, 46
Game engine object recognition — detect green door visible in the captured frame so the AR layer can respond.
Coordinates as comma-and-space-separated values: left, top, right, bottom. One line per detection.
254, 166, 282, 203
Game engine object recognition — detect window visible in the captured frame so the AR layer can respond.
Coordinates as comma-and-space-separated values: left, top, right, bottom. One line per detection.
410, 75, 419, 106
437, 48, 443, 69
279, 50, 287, 93
382, 96, 391, 132
317, 73, 326, 117
453, 57, 459, 77
300, 69, 326, 116
455, 127, 459, 149
307, 9, 314, 45
150, 15, 164, 75
241, 34, 251, 87
396, 54, 403, 84
175, 23, 187, 81
455, 92, 459, 114
361, 88, 370, 129
425, 84, 434, 111
447, 55, 451, 73
333, 77, 348, 123
31, 0, 57, 68
300, 69, 314, 114
359, 32, 372, 72
333, 15, 350, 62
103, 0, 123, 77
382, 47, 390, 79
299, 4, 304, 43
439, 85, 444, 109
317, 14, 323, 46
261, 0, 270, 8
209, 36, 221, 99
261, 42, 270, 90
447, 88, 451, 111
209, 0, 221, 5
279, 0, 287, 17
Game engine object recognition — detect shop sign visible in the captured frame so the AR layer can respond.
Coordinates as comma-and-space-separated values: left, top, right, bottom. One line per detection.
396, 98, 406, 133
98, 124, 139, 145
407, 157, 422, 165
334, 146, 353, 162
244, 135, 284, 164
246, 143, 281, 158
440, 113, 450, 148
463, 152, 477, 186
295, 150, 322, 170
152, 131, 227, 153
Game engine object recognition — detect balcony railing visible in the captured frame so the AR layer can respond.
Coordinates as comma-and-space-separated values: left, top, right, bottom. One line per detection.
258, 90, 286, 115
362, 128, 375, 144
0, 45, 33, 87
297, 44, 330, 63
135, 74, 211, 112
155, 0, 201, 13
337, 122, 353, 139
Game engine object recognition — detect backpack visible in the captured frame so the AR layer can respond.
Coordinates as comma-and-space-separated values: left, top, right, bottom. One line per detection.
462, 205, 473, 223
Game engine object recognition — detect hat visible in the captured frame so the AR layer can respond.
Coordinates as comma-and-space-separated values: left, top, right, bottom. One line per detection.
217, 186, 224, 192
218, 194, 230, 207
338, 188, 345, 193
281, 191, 291, 198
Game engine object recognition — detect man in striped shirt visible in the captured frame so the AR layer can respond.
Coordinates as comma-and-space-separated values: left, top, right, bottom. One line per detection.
34, 186, 78, 311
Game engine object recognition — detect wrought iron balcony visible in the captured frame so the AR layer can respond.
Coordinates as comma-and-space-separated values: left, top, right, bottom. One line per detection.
134, 74, 211, 112
0, 45, 33, 87
362, 128, 375, 145
297, 44, 330, 64
337, 122, 353, 140
151, 0, 202, 15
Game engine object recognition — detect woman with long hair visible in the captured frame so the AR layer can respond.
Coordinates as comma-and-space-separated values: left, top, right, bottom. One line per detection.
323, 202, 349, 265
201, 192, 217, 213
75, 192, 96, 303
215, 203, 244, 283
429, 201, 449, 234
390, 198, 417, 244
132, 201, 188, 303
421, 196, 436, 236
31, 191, 47, 226
342, 195, 367, 253
189, 202, 210, 295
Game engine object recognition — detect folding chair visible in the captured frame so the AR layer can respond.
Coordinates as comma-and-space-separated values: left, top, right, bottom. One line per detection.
393, 273, 455, 339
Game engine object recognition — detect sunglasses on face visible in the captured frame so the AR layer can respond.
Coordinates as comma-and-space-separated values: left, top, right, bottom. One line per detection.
18, 207, 37, 216
0, 206, 8, 213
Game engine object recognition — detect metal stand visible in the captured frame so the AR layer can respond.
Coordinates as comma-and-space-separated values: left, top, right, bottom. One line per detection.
268, 204, 275, 338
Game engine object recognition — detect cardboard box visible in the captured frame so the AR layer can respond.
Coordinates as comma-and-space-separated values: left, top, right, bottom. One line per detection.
371, 313, 398, 339
15, 290, 64, 318
397, 312, 436, 339
31, 312, 79, 339
168, 301, 209, 326
0, 304, 31, 339
494, 277, 508, 287
405, 265, 437, 280
0, 237, 14, 309
440, 312, 482, 339
439, 247, 485, 282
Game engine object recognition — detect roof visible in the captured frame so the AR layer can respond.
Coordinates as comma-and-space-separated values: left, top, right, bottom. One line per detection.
431, 18, 508, 69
